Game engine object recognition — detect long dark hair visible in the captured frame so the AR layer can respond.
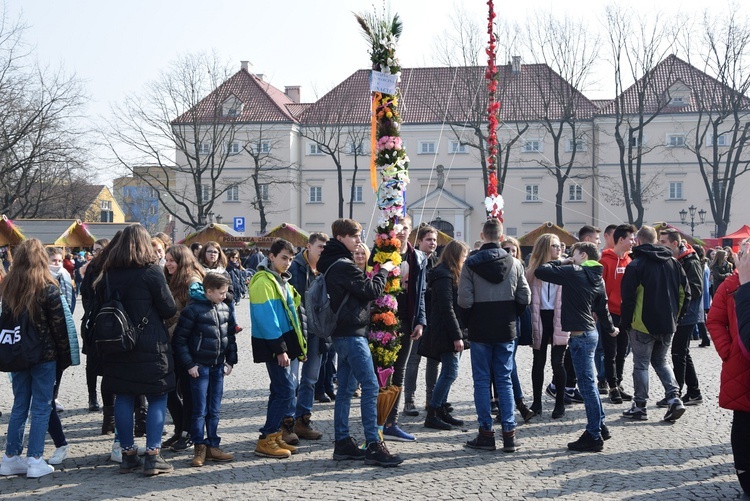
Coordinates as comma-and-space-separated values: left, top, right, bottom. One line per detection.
438, 240, 469, 287
165, 245, 205, 305
94, 225, 155, 287
1, 238, 58, 319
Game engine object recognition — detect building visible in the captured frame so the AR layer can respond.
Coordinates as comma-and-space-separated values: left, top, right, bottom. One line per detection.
114, 166, 175, 234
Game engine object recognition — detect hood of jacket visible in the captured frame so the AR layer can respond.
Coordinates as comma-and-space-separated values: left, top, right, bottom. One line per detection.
317, 238, 352, 274
580, 260, 604, 286
188, 282, 210, 303
677, 243, 699, 263
464, 242, 512, 284
632, 243, 674, 263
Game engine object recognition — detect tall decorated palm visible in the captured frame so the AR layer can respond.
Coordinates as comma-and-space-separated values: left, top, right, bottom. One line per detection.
354, 9, 409, 428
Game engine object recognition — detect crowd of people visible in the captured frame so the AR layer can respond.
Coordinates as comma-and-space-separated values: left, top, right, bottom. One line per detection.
0, 218, 748, 495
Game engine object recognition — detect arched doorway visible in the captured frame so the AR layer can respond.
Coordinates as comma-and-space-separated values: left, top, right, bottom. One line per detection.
429, 217, 454, 238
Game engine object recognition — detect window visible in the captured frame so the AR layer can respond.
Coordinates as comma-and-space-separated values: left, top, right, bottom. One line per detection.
225, 142, 240, 154
450, 141, 467, 154
667, 134, 686, 147
352, 185, 363, 203
308, 143, 323, 155
419, 141, 436, 154
525, 184, 539, 202
348, 142, 364, 155
100, 200, 112, 211
148, 206, 157, 216
199, 142, 211, 155
566, 139, 586, 152
522, 140, 541, 152
707, 134, 727, 147
260, 141, 271, 153
225, 106, 241, 117
201, 184, 210, 202
506, 227, 518, 236
629, 135, 642, 148
569, 184, 583, 201
668, 96, 686, 107
668, 181, 683, 200
226, 185, 239, 202
259, 184, 269, 202
149, 188, 159, 198
309, 186, 322, 203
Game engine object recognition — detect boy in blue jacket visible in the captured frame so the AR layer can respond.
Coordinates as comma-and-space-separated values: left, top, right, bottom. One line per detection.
249, 238, 307, 459
173, 273, 237, 467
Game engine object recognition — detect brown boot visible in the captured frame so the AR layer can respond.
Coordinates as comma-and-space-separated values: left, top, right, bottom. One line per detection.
254, 433, 291, 459
281, 416, 300, 445
205, 446, 234, 462
191, 444, 206, 467
294, 414, 323, 440
275, 433, 298, 455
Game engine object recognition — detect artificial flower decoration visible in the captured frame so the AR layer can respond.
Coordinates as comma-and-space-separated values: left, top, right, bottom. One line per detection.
485, 0, 503, 222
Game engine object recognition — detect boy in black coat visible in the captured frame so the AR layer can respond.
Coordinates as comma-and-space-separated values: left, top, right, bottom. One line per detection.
173, 273, 237, 467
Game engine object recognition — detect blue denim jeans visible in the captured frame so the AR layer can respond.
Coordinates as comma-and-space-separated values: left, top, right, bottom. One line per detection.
429, 351, 460, 408
568, 331, 605, 440
260, 359, 297, 436
190, 364, 224, 447
6, 360, 56, 458
595, 326, 606, 383
332, 336, 379, 444
628, 329, 680, 404
471, 341, 516, 432
296, 336, 323, 418
315, 344, 336, 394
114, 393, 168, 450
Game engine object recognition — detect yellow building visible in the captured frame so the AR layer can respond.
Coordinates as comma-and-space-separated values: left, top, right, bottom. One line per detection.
81, 185, 125, 223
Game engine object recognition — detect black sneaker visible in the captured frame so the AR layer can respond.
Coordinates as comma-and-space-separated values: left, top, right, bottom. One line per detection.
333, 437, 366, 460
568, 430, 604, 452
162, 434, 180, 449
601, 424, 611, 441
565, 388, 585, 404
683, 394, 703, 406
170, 433, 193, 451
403, 402, 420, 417
622, 404, 648, 420
142, 453, 173, 476
663, 399, 686, 422
364, 441, 403, 467
598, 380, 609, 395
618, 386, 633, 402
316, 393, 331, 403
609, 388, 623, 404
656, 397, 670, 408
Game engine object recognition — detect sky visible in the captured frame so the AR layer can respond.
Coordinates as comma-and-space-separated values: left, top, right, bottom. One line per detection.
6, 0, 745, 182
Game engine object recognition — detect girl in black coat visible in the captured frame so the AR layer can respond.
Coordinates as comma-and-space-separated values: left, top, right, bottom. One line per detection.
94, 224, 177, 476
419, 240, 469, 430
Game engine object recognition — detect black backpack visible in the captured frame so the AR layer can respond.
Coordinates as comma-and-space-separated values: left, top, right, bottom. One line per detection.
0, 308, 45, 372
91, 274, 149, 356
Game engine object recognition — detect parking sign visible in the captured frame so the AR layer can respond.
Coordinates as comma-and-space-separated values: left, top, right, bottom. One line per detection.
233, 217, 245, 233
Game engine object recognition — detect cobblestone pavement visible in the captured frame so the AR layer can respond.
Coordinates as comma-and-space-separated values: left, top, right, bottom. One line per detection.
0, 301, 746, 500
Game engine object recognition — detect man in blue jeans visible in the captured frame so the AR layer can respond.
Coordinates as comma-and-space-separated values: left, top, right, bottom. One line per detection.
458, 218, 530, 452
535, 241, 616, 452
318, 218, 402, 467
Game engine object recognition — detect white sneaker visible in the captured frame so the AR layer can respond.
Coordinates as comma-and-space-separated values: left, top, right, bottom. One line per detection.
26, 457, 54, 478
48, 445, 69, 465
0, 454, 27, 475
110, 442, 122, 463
55, 400, 64, 413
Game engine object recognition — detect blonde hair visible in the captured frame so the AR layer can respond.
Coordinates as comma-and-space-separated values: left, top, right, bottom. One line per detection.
0, 238, 58, 319
527, 233, 560, 277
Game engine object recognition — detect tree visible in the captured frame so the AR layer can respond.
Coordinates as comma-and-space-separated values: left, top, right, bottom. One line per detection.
521, 12, 600, 227
602, 6, 682, 227
346, 126, 369, 218
0, 10, 87, 219
683, 10, 750, 237
103, 52, 246, 230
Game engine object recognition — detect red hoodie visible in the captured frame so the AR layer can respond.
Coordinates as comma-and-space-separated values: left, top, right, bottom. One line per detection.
599, 248, 631, 315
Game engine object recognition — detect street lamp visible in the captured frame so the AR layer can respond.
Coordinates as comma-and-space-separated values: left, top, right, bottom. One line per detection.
679, 205, 706, 236
216, 214, 223, 224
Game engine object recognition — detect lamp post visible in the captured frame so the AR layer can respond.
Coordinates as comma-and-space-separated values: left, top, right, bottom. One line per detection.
679, 205, 706, 237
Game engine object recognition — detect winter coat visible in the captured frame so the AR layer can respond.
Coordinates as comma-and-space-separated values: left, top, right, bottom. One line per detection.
526, 275, 567, 349
599, 248, 632, 316
419, 263, 465, 361
173, 283, 238, 369
226, 261, 248, 302
620, 244, 690, 336
677, 244, 704, 326
702, 263, 711, 311
98, 264, 177, 396
318, 238, 389, 338
60, 293, 80, 367
707, 273, 750, 412
396, 243, 428, 332
249, 259, 306, 362
458, 242, 531, 343
711, 260, 734, 291
534, 260, 614, 334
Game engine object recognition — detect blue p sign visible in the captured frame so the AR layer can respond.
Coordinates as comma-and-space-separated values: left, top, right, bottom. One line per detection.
233, 217, 245, 233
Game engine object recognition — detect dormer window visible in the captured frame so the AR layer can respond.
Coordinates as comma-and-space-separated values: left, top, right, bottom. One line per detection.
222, 96, 243, 117
668, 96, 686, 107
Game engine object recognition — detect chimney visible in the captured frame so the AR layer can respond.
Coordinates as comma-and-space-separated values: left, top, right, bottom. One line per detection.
240, 60, 251, 72
256, 74, 265, 81
511, 56, 521, 74
285, 86, 301, 103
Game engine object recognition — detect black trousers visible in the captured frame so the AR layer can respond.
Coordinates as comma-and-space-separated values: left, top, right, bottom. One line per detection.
531, 310, 566, 409
603, 314, 627, 388
732, 410, 750, 495
672, 324, 701, 396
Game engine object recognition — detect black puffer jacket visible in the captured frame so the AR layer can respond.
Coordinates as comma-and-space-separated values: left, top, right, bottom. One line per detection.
317, 238, 388, 338
173, 284, 238, 369
419, 263, 465, 361
97, 264, 177, 395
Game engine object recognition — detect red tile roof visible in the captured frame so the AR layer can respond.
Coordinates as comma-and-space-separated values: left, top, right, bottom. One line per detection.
597, 54, 750, 115
173, 69, 296, 124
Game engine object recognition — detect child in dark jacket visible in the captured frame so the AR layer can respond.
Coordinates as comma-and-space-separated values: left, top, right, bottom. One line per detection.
173, 273, 238, 467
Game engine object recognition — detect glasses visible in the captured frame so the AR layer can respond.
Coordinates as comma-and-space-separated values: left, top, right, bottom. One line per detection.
550, 244, 561, 249
92, 248, 102, 254
205, 250, 220, 255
